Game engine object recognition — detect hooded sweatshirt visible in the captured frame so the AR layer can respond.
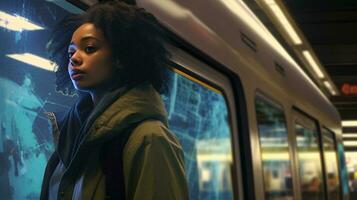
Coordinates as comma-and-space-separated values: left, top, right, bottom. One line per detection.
40, 84, 188, 200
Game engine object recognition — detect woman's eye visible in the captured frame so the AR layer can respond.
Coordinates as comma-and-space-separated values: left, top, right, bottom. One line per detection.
85, 46, 96, 53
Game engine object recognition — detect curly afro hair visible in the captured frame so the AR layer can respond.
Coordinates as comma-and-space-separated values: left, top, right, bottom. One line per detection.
47, 1, 171, 96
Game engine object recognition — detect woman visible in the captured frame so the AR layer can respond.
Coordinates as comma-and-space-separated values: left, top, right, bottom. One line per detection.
40, 1, 188, 199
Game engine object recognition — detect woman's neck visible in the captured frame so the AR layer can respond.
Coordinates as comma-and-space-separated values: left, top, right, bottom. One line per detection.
90, 89, 108, 107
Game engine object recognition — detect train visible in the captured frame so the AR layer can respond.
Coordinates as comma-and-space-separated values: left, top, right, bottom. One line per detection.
0, 0, 349, 199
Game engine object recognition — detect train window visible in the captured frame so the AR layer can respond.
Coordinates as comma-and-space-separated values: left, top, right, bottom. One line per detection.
294, 119, 324, 200
163, 68, 234, 200
0, 1, 78, 199
255, 96, 294, 200
322, 128, 341, 200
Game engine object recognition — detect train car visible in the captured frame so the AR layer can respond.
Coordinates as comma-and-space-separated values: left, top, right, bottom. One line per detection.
0, 0, 350, 199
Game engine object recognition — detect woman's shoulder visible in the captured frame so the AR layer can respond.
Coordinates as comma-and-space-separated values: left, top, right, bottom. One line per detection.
124, 119, 182, 152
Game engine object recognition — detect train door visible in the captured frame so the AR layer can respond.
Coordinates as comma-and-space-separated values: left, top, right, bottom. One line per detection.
292, 110, 325, 200
165, 46, 243, 199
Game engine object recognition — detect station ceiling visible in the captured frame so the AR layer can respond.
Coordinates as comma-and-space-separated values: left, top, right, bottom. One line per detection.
283, 0, 357, 121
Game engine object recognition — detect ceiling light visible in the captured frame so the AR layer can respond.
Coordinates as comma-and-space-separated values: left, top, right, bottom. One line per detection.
343, 141, 357, 147
263, 0, 302, 45
302, 50, 325, 79
342, 120, 357, 127
0, 10, 44, 31
323, 81, 337, 96
6, 53, 56, 71
343, 134, 357, 138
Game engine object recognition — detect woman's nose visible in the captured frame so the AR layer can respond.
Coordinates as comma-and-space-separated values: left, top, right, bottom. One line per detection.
70, 52, 82, 66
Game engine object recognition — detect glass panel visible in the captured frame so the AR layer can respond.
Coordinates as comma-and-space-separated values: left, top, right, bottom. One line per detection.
163, 69, 234, 200
255, 97, 293, 200
322, 129, 341, 200
295, 123, 324, 200
0, 1, 76, 199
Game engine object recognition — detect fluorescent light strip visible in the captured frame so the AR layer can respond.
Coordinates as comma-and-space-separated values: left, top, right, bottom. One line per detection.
302, 50, 325, 78
263, 0, 302, 45
0, 11, 44, 31
342, 120, 357, 127
343, 134, 357, 138
344, 141, 357, 147
6, 53, 56, 71
323, 81, 337, 95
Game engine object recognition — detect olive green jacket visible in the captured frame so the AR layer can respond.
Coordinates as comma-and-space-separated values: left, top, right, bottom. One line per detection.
40, 84, 188, 200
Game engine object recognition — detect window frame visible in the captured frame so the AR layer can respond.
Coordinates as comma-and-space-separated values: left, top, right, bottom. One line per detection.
321, 126, 342, 200
254, 92, 295, 200
167, 45, 245, 200
292, 108, 327, 200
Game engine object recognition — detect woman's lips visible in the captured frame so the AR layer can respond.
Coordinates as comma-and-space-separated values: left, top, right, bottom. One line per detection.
71, 73, 85, 80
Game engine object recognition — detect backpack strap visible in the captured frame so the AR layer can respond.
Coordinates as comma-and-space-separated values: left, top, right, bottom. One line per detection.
101, 121, 142, 200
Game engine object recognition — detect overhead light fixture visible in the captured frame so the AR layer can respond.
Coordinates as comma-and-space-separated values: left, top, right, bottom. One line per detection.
302, 50, 325, 79
263, 0, 302, 45
6, 53, 56, 71
0, 10, 44, 31
323, 81, 337, 96
343, 141, 357, 147
342, 120, 357, 127
343, 134, 357, 138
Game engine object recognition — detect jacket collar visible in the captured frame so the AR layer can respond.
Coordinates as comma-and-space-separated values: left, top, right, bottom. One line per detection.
84, 83, 168, 144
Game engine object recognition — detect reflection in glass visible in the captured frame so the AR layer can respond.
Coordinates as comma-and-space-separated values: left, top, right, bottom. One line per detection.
255, 97, 293, 200
295, 123, 324, 200
322, 129, 341, 200
0, 1, 74, 199
163, 70, 234, 200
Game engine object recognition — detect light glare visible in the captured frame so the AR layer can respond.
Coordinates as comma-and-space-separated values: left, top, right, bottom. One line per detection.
264, 0, 302, 45
269, 5, 302, 45
323, 81, 337, 96
0, 11, 44, 31
302, 50, 325, 78
6, 53, 56, 71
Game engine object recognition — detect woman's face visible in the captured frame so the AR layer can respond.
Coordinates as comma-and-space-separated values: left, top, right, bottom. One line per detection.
68, 23, 116, 92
